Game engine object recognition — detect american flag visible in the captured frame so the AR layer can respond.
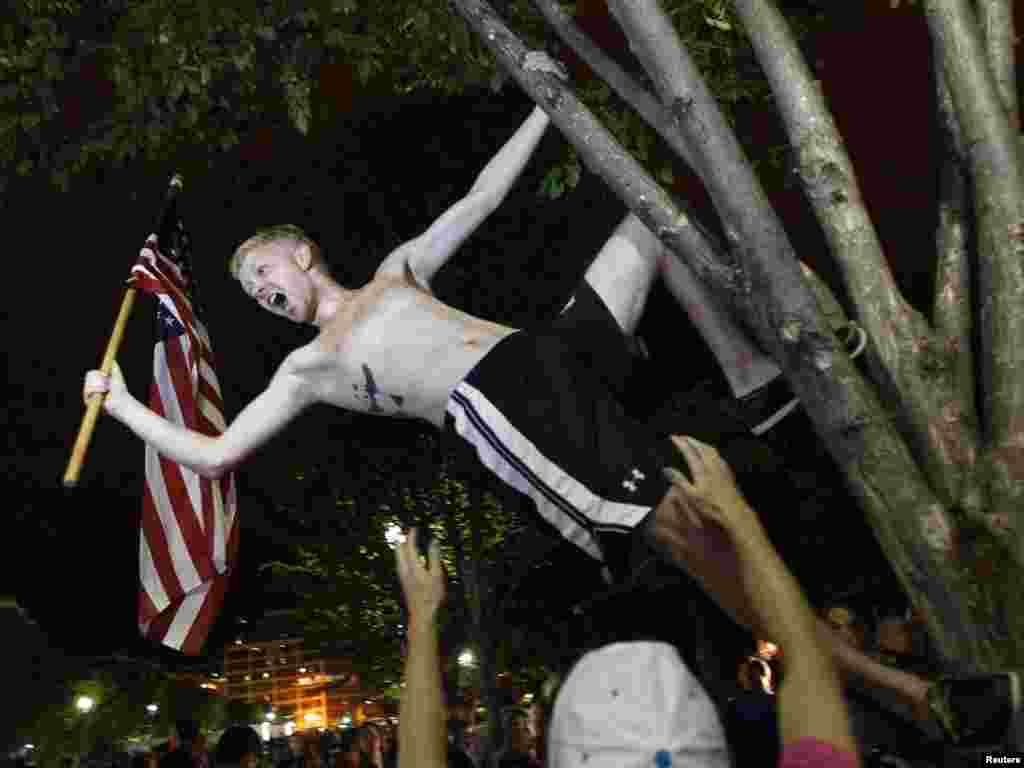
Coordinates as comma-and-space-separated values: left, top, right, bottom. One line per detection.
128, 200, 238, 654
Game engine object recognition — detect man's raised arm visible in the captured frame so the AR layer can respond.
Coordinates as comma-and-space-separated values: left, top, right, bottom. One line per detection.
82, 357, 314, 479
377, 52, 567, 286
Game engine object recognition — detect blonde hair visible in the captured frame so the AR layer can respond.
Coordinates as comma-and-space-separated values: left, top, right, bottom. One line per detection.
229, 224, 324, 279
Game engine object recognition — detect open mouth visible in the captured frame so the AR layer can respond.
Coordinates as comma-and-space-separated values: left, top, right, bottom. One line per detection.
270, 292, 287, 309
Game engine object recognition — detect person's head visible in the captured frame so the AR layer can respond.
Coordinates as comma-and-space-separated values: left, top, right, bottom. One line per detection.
230, 225, 329, 325
548, 641, 729, 767
375, 724, 394, 754
214, 725, 262, 768
353, 726, 379, 756
499, 708, 532, 755
176, 720, 200, 750
336, 731, 360, 768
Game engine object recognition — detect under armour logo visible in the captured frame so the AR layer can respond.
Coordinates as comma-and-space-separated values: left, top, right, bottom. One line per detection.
621, 468, 645, 493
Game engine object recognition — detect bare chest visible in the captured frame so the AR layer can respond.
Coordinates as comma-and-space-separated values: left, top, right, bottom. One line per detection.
291, 278, 515, 424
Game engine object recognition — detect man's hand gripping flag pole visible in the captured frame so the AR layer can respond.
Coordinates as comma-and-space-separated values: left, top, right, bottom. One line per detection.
63, 174, 185, 488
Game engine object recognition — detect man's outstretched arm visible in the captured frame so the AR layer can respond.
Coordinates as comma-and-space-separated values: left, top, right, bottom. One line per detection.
378, 52, 567, 287
82, 357, 314, 479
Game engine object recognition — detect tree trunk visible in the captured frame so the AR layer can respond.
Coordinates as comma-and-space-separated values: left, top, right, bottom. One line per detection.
923, 0, 1024, 555
452, 0, 1024, 671
450, 0, 994, 670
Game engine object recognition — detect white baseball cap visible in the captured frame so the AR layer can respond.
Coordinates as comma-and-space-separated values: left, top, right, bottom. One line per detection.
548, 642, 731, 768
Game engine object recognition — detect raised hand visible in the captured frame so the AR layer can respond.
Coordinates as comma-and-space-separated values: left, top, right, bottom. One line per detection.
523, 50, 569, 82
82, 360, 129, 415
662, 435, 765, 545
396, 527, 446, 624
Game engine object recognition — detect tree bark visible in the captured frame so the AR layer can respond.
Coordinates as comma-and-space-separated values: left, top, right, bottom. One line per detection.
604, 0, 983, 666
450, 0, 987, 669
932, 57, 984, 517
977, 0, 1020, 132
730, 0, 980, 514
923, 0, 1024, 555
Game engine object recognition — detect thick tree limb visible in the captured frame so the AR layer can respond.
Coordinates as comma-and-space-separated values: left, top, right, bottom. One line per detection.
451, 0, 986, 668
933, 59, 983, 514
977, 0, 1020, 132
605, 0, 987, 668
924, 0, 1024, 550
529, 0, 699, 173
528, 0, 752, 320
730, 0, 980, 512
459, 0, 746, 299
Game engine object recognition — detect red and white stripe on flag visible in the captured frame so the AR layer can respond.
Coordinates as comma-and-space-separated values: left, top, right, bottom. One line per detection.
130, 233, 238, 655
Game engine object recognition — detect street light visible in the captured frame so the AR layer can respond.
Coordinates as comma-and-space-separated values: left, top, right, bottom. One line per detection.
76, 696, 95, 713
146, 704, 159, 714
458, 650, 475, 667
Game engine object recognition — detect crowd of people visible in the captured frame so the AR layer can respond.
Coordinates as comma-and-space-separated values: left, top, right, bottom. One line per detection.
66, 439, 1017, 768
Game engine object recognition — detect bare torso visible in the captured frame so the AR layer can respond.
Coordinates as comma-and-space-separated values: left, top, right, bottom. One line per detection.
287, 269, 519, 428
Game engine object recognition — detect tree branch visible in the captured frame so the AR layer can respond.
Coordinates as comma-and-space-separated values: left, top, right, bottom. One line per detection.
604, 0, 984, 667
977, 0, 1020, 132
730, 0, 980, 513
923, 0, 1024, 548
451, 0, 986, 668
454, 0, 744, 297
932, 56, 984, 512
529, 0, 699, 173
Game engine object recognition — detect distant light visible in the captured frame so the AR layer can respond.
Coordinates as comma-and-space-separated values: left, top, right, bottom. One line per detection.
284, 722, 296, 737
522, 693, 533, 703
304, 712, 323, 722
384, 523, 407, 549
341, 716, 352, 726
299, 667, 307, 673
262, 672, 270, 679
458, 650, 475, 667
259, 723, 271, 742
364, 700, 373, 705
235, 639, 244, 645
24, 745, 34, 751
146, 704, 159, 714
76, 696, 95, 713
266, 711, 276, 721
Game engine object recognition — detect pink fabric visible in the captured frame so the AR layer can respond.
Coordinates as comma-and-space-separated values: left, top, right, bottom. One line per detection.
778, 738, 859, 768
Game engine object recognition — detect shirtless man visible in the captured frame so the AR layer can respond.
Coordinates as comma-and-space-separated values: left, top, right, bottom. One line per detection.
83, 53, 979, 741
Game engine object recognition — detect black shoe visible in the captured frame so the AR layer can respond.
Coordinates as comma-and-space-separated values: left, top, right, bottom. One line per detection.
927, 670, 1022, 747
739, 322, 867, 436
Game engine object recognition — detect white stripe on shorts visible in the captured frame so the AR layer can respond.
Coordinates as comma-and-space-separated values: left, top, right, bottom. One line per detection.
446, 381, 651, 563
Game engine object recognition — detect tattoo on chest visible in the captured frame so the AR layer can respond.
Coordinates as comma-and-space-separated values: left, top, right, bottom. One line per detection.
352, 363, 406, 413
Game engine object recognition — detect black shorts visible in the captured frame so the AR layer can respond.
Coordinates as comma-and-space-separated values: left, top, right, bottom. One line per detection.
444, 280, 686, 582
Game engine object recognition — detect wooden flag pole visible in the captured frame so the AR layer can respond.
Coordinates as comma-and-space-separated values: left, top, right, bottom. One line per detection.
63, 174, 184, 488
63, 287, 139, 487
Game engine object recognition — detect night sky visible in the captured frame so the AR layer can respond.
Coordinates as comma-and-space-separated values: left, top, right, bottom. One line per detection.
7, 5, 1013, 675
